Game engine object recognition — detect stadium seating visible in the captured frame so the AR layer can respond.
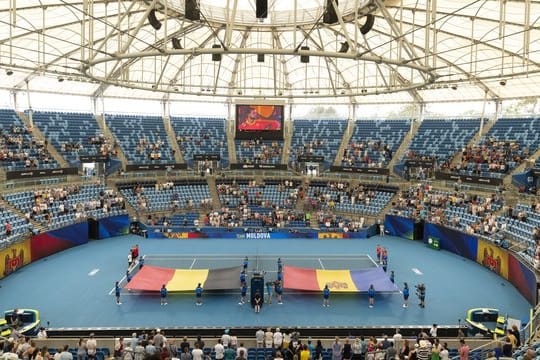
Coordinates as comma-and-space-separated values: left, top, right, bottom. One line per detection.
405, 118, 481, 164
170, 117, 229, 167
342, 119, 410, 168
0, 109, 58, 170
118, 180, 212, 213
306, 181, 396, 216
235, 139, 283, 164
31, 111, 115, 166
458, 117, 540, 178
105, 114, 174, 164
289, 119, 348, 169
3, 184, 126, 230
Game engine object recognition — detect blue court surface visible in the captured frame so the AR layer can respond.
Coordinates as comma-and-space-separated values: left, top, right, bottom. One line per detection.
0, 235, 531, 329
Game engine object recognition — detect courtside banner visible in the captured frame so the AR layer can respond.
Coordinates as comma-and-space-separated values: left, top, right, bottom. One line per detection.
0, 239, 31, 279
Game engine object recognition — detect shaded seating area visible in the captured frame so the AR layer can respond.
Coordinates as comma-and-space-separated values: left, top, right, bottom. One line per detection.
342, 119, 410, 168
406, 118, 481, 164
456, 117, 540, 178
306, 181, 396, 216
289, 119, 347, 169
118, 180, 212, 213
235, 139, 283, 164
105, 114, 174, 164
0, 109, 58, 170
171, 116, 229, 167
31, 111, 113, 165
3, 184, 126, 230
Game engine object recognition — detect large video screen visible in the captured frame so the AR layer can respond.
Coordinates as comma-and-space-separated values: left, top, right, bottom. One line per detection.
235, 104, 284, 140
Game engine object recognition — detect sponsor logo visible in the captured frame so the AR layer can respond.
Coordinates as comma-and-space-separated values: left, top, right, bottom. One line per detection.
326, 281, 349, 290
4, 248, 25, 276
245, 233, 271, 239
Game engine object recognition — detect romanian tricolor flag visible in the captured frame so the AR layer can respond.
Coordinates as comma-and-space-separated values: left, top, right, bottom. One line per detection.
126, 265, 240, 292
283, 265, 399, 293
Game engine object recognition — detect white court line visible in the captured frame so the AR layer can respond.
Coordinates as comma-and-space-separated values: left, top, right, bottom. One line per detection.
366, 254, 379, 267
318, 258, 325, 270
143, 255, 373, 259
88, 268, 100, 276
411, 268, 423, 275
189, 258, 196, 269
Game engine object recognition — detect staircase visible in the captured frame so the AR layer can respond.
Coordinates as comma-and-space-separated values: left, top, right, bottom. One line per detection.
16, 111, 69, 168
333, 118, 355, 166
95, 114, 129, 170
388, 120, 421, 172
162, 116, 184, 164
1, 196, 46, 234
281, 120, 293, 165
448, 117, 498, 167
503, 147, 540, 186
226, 121, 237, 164
206, 175, 221, 210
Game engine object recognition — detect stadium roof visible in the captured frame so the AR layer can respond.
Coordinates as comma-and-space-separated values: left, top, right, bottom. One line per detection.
1, 0, 540, 105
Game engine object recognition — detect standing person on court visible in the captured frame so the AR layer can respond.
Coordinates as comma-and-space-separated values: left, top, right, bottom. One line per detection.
390, 271, 395, 283
240, 270, 247, 286
239, 282, 247, 305
368, 284, 375, 308
128, 252, 133, 269
274, 280, 283, 304
138, 257, 144, 270
243, 256, 249, 271
253, 290, 262, 313
160, 284, 168, 305
402, 283, 410, 308
322, 285, 330, 307
277, 258, 283, 271
196, 283, 203, 306
126, 270, 132, 284
115, 282, 122, 305
265, 281, 273, 304
376, 244, 382, 263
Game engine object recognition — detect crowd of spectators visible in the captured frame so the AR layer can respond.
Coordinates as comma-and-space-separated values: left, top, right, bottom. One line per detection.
451, 140, 525, 175
0, 124, 53, 168
237, 140, 282, 164
217, 180, 301, 210
129, 183, 212, 212
341, 141, 392, 168
61, 134, 118, 158
305, 182, 382, 211
25, 185, 125, 226
391, 184, 504, 237
316, 212, 367, 232
136, 137, 165, 161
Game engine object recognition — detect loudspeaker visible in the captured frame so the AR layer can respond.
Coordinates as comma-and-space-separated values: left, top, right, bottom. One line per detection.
148, 9, 162, 30
256, 0, 268, 18
323, 0, 339, 24
172, 38, 182, 50
339, 41, 349, 53
185, 0, 200, 21
257, 54, 265, 63
300, 46, 310, 63
88, 218, 99, 240
360, 14, 375, 35
413, 220, 424, 240
212, 44, 222, 61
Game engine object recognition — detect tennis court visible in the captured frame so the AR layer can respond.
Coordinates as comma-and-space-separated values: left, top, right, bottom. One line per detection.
142, 254, 377, 272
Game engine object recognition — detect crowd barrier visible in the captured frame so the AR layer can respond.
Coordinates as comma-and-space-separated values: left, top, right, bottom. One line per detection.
0, 215, 130, 280
385, 215, 537, 306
